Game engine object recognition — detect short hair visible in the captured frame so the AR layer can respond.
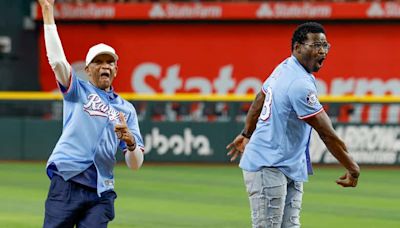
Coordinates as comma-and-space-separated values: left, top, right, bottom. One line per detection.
291, 22, 326, 51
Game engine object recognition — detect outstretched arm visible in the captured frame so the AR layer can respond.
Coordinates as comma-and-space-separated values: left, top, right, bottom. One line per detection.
38, 0, 71, 87
226, 90, 265, 161
304, 110, 360, 187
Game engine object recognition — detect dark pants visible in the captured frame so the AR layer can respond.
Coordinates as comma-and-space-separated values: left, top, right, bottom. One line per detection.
43, 174, 117, 228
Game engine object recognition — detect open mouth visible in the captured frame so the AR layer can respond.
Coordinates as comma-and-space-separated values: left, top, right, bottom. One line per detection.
317, 58, 325, 66
100, 72, 110, 78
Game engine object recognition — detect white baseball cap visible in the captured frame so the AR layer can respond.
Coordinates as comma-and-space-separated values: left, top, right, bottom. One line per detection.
85, 43, 119, 66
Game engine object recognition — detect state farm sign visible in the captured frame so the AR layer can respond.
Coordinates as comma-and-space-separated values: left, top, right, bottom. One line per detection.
130, 63, 259, 94
149, 3, 222, 19
256, 3, 332, 18
53, 4, 115, 19
367, 2, 400, 18
39, 23, 400, 95
32, 2, 400, 20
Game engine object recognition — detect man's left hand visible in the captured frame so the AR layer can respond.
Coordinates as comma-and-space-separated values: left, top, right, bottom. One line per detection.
336, 171, 358, 187
114, 113, 136, 147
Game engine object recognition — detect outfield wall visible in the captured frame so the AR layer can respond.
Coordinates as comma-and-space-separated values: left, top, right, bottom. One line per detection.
1, 117, 399, 165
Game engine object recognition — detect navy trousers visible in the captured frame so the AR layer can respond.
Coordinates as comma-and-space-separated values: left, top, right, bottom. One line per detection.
43, 174, 117, 228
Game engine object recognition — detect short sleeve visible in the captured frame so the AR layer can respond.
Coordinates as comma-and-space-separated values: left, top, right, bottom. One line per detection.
262, 80, 269, 94
59, 70, 80, 102
288, 78, 323, 119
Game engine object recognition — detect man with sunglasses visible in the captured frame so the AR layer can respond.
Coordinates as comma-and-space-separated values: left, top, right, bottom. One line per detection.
226, 22, 360, 227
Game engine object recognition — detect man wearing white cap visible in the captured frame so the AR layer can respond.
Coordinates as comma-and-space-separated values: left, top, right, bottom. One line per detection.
38, 1, 145, 227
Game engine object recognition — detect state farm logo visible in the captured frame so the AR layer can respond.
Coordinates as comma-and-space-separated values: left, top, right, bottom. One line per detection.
53, 4, 115, 19
256, 3, 331, 18
149, 3, 222, 19
367, 3, 385, 17
367, 2, 400, 18
131, 62, 262, 94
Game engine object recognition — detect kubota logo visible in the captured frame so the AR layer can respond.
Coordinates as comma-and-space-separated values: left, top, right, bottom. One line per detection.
144, 128, 213, 156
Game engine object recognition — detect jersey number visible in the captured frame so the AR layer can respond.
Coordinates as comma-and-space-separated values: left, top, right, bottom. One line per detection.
260, 87, 272, 121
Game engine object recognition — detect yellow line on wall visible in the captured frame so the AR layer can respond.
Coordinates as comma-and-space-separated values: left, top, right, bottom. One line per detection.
1, 92, 400, 103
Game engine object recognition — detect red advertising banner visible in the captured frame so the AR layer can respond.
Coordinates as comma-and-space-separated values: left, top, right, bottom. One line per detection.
39, 23, 400, 96
32, 2, 400, 21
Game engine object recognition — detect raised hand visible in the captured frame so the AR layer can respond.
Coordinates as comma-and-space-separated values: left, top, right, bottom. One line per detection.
226, 134, 249, 162
38, 0, 54, 8
38, 0, 56, 24
114, 113, 136, 148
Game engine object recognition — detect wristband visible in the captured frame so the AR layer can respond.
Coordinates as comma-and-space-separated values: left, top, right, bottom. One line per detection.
350, 172, 359, 179
127, 142, 136, 151
241, 130, 252, 139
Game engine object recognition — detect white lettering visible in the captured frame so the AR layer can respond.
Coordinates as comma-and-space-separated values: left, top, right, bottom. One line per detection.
324, 151, 397, 164
56, 4, 115, 19
330, 78, 400, 95
385, 2, 400, 17
149, 3, 222, 19
331, 78, 354, 95
315, 79, 327, 95
132, 63, 160, 93
151, 128, 169, 155
170, 134, 184, 155
186, 77, 212, 94
367, 2, 400, 18
310, 125, 400, 164
355, 79, 400, 95
83, 94, 120, 121
236, 78, 262, 94
160, 64, 182, 94
144, 127, 212, 156
213, 65, 235, 94
130, 62, 400, 97
256, 3, 331, 19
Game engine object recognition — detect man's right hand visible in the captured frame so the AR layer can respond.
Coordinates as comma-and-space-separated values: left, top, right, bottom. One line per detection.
226, 134, 249, 162
38, 0, 54, 8
38, 0, 55, 24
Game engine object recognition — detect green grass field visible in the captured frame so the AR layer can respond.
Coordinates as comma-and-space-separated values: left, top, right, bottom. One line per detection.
0, 163, 399, 228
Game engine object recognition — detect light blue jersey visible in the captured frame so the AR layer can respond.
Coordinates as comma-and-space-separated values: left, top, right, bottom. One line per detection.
47, 71, 144, 195
239, 56, 323, 182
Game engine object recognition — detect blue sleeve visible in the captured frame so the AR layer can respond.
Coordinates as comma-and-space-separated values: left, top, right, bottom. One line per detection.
59, 70, 80, 102
262, 80, 269, 94
288, 79, 323, 119
129, 108, 144, 149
